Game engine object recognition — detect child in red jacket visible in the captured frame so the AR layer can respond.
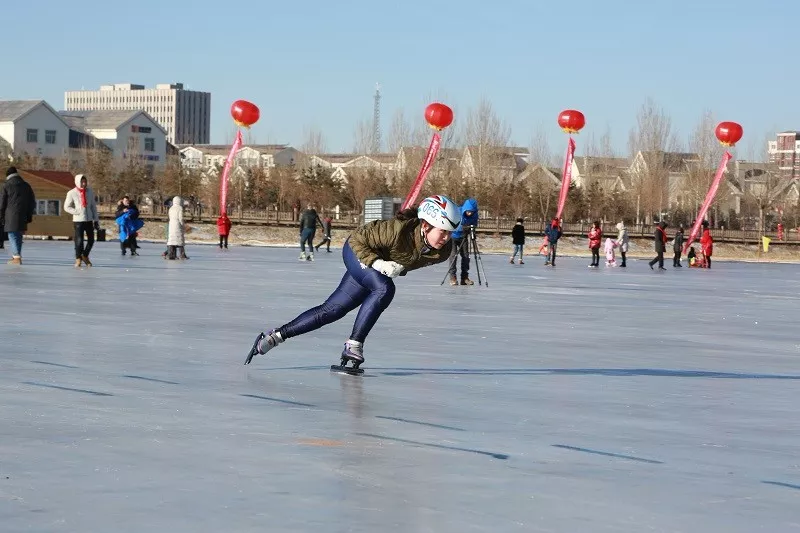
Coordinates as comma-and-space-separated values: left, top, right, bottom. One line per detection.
217, 214, 232, 250
588, 221, 602, 268
700, 220, 713, 269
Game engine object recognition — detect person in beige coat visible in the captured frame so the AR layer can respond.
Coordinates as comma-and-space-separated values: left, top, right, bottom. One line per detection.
64, 174, 100, 267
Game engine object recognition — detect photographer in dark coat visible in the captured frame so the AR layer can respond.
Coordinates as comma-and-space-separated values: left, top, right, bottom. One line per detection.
0, 167, 36, 265
447, 198, 478, 286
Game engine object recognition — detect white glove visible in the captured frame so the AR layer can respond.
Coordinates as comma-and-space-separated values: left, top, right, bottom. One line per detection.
372, 259, 405, 278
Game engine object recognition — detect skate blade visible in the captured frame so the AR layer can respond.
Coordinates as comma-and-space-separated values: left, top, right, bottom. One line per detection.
244, 333, 267, 365
330, 364, 364, 376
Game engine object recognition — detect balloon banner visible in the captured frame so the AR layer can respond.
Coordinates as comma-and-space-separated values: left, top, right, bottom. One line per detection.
683, 151, 732, 254
555, 137, 576, 221
401, 132, 441, 210
219, 130, 243, 216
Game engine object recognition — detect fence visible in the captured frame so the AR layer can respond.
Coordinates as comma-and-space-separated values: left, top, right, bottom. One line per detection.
97, 204, 800, 245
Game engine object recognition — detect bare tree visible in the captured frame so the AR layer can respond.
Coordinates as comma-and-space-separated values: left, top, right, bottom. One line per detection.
741, 139, 783, 234
82, 148, 115, 202
352, 118, 374, 155
529, 127, 558, 168
526, 128, 559, 222
627, 98, 681, 223
270, 164, 299, 212
342, 167, 390, 214
387, 109, 412, 154
461, 97, 512, 216
300, 126, 327, 156
680, 111, 725, 221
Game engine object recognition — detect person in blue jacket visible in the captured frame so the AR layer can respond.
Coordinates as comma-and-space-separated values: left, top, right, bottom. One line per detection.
447, 198, 479, 286
544, 218, 562, 266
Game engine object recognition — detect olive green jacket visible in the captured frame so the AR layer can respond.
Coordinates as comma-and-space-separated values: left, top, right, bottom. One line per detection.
349, 218, 453, 274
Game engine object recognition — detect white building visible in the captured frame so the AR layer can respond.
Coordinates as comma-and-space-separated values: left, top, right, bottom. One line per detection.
0, 100, 70, 164
64, 83, 210, 145
767, 131, 800, 181
178, 144, 304, 176
60, 110, 168, 174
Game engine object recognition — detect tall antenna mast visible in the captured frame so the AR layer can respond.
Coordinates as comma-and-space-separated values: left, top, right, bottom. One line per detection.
372, 83, 381, 154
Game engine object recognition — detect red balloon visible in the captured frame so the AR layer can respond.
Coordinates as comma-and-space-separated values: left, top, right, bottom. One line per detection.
231, 100, 260, 128
557, 110, 585, 134
715, 121, 743, 147
424, 103, 454, 131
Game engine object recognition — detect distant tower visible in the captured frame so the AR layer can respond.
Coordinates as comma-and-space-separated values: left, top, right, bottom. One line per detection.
372, 83, 381, 154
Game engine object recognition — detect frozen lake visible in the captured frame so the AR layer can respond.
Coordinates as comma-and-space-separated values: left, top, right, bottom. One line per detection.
2, 241, 799, 532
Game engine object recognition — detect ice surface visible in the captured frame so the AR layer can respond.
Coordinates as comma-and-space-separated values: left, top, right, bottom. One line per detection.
2, 241, 799, 532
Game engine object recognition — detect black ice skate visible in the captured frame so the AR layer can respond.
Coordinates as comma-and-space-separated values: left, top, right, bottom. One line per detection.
244, 329, 283, 365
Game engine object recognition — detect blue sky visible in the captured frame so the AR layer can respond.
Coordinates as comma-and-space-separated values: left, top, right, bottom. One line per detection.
2, 0, 797, 159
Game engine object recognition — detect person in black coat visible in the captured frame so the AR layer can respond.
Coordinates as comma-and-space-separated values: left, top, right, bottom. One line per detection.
649, 221, 668, 271
0, 167, 36, 264
672, 226, 684, 267
509, 218, 525, 264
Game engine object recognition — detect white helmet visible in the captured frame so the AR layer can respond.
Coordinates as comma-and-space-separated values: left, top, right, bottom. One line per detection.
417, 195, 461, 231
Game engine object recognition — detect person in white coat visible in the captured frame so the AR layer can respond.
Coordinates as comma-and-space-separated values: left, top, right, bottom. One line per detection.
166, 195, 188, 260
64, 174, 100, 267
616, 221, 629, 268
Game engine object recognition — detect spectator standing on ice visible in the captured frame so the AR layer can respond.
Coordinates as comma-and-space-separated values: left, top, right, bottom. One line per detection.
649, 221, 668, 271
510, 218, 525, 264
0, 167, 36, 265
115, 196, 142, 256
700, 221, 714, 269
217, 213, 232, 250
167, 195, 189, 260
672, 225, 684, 267
587, 221, 602, 268
544, 218, 562, 266
64, 173, 100, 268
616, 222, 629, 268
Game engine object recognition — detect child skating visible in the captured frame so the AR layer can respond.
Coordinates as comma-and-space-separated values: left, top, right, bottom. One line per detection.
244, 195, 461, 373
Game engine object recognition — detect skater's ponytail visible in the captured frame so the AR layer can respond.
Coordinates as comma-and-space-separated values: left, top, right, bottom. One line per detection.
395, 207, 419, 221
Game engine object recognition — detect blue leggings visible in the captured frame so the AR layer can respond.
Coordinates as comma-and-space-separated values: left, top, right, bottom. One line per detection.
300, 228, 315, 252
279, 240, 395, 343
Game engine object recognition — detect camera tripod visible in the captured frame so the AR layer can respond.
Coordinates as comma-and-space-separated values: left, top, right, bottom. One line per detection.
440, 225, 488, 287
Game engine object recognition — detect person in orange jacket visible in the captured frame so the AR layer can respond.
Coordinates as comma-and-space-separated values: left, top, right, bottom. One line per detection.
217, 214, 232, 250
588, 220, 602, 268
700, 220, 713, 268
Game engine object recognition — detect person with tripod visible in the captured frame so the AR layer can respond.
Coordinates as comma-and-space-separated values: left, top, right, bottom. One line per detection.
448, 198, 478, 286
